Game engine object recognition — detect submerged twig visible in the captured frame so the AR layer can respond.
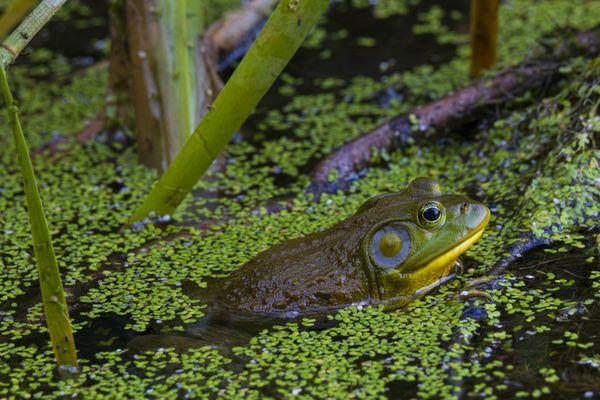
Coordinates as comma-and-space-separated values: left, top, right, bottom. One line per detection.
0, 65, 78, 370
33, 110, 106, 155
489, 235, 553, 275
0, 0, 67, 67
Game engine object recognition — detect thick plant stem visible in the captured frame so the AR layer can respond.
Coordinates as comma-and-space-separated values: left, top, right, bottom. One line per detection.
0, 0, 67, 67
125, 0, 219, 170
0, 0, 38, 39
469, 0, 499, 77
0, 65, 78, 370
112, 0, 272, 167
129, 0, 329, 223
156, 0, 209, 166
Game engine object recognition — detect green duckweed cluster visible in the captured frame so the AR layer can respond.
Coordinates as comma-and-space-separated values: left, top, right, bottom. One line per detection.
0, 0, 598, 398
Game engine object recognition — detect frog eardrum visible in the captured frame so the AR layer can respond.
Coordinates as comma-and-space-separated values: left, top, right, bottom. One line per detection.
367, 222, 411, 268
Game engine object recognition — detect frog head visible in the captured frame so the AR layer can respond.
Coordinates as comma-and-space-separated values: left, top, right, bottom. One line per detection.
358, 177, 490, 307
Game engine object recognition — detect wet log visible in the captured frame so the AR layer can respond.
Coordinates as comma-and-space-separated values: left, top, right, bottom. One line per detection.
309, 28, 600, 194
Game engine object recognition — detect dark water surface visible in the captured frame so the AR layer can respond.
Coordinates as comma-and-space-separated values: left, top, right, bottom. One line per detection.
14, 2, 109, 73
251, 0, 468, 120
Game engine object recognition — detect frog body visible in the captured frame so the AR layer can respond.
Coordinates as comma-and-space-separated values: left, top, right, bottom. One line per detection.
209, 178, 490, 322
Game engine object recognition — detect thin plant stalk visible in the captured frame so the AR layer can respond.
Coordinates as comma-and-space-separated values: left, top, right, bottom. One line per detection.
129, 0, 329, 223
0, 65, 78, 370
0, 0, 39, 39
0, 0, 67, 67
469, 0, 499, 77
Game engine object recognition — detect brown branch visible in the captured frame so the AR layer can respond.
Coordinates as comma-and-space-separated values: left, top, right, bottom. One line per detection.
76, 112, 106, 142
309, 28, 600, 194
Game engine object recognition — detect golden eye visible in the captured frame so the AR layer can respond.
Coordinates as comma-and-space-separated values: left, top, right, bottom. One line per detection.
418, 201, 445, 228
379, 232, 402, 257
369, 223, 410, 268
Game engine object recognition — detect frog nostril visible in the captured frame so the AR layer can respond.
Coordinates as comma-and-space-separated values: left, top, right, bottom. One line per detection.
460, 202, 470, 214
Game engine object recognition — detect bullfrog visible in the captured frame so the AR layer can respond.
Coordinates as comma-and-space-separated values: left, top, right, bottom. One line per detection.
128, 178, 490, 354
207, 177, 490, 323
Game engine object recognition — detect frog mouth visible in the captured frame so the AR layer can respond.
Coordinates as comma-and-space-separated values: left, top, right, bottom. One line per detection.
417, 228, 485, 275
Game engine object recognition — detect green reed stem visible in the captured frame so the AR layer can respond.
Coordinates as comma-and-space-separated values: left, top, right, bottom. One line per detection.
0, 65, 78, 370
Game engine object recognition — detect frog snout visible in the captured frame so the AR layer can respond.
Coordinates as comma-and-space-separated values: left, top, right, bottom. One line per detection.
466, 202, 491, 231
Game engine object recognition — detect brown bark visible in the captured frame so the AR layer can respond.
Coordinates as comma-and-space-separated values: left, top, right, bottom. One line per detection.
309, 28, 600, 194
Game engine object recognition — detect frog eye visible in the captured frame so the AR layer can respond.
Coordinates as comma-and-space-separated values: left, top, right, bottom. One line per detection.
370, 224, 410, 268
418, 201, 445, 228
